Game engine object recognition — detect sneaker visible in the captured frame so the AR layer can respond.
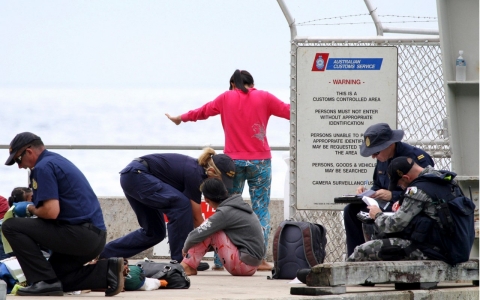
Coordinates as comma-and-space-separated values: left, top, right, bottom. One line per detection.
197, 262, 210, 271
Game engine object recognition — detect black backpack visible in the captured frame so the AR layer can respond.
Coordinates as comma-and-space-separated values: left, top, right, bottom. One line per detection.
136, 260, 190, 289
412, 172, 475, 265
271, 221, 327, 279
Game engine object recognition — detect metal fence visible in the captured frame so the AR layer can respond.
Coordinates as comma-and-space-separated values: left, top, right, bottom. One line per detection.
288, 40, 448, 262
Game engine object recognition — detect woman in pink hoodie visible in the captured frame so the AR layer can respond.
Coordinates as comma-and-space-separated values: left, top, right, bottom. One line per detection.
166, 69, 290, 271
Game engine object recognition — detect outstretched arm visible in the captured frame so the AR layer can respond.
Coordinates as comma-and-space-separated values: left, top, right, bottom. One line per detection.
165, 113, 182, 125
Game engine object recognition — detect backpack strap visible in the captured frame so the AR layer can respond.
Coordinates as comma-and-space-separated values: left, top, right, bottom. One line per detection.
272, 221, 287, 273
300, 225, 318, 267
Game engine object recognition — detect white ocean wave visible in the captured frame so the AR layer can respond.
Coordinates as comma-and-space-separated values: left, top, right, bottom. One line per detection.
0, 87, 290, 199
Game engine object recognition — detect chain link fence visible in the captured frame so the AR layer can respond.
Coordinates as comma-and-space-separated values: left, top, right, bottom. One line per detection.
289, 41, 448, 262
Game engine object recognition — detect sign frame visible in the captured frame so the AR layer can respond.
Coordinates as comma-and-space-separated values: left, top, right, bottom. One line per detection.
294, 46, 398, 210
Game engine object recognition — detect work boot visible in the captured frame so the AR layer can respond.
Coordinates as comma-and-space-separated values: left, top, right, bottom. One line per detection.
105, 257, 124, 296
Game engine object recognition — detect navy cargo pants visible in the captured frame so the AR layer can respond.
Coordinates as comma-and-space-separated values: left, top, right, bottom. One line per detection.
100, 160, 193, 262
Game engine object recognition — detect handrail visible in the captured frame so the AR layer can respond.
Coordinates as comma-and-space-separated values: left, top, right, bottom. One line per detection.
0, 144, 290, 151
0, 140, 446, 150
0, 141, 450, 159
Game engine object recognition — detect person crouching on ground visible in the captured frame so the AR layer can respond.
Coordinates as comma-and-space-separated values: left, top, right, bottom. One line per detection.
181, 178, 265, 276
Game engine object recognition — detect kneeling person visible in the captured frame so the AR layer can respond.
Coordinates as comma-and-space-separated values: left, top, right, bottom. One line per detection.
3, 132, 123, 296
181, 178, 265, 276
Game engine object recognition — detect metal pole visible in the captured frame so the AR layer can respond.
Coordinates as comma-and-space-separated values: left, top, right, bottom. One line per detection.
277, 0, 297, 220
294, 36, 440, 43
364, 0, 384, 36
364, 0, 439, 36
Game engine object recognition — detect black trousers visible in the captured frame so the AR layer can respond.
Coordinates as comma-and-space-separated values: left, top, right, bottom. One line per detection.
2, 218, 109, 292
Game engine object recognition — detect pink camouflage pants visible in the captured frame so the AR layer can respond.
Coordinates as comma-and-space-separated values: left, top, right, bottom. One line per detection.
183, 231, 258, 276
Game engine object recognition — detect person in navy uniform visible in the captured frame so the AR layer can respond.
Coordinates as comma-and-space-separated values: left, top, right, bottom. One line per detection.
344, 123, 434, 256
3, 132, 124, 297
99, 147, 235, 264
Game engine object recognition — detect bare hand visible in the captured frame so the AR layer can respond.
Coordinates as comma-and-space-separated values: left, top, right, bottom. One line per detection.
165, 113, 182, 125
372, 189, 392, 201
356, 185, 366, 194
368, 205, 382, 219
392, 201, 400, 212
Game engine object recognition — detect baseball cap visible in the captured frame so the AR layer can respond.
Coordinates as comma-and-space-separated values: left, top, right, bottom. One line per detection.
360, 123, 404, 157
387, 156, 414, 190
5, 132, 42, 166
212, 154, 235, 189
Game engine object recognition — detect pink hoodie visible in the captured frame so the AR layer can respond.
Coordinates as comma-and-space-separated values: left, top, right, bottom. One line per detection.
181, 88, 290, 160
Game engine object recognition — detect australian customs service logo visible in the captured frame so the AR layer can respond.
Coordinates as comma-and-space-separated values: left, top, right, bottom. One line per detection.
315, 56, 324, 70
311, 53, 329, 71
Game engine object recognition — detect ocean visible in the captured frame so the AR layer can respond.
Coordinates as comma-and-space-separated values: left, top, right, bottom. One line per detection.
0, 87, 291, 201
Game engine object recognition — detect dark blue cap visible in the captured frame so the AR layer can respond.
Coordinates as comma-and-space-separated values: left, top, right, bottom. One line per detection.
5, 132, 42, 166
387, 156, 414, 190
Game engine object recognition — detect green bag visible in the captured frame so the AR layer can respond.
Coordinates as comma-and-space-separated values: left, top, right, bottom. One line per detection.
124, 265, 146, 291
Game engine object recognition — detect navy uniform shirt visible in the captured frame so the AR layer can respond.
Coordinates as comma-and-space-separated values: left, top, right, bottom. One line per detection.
141, 153, 207, 204
30, 150, 106, 230
372, 142, 434, 202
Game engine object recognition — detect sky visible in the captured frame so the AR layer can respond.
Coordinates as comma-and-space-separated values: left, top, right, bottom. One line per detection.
0, 0, 439, 198
0, 0, 439, 90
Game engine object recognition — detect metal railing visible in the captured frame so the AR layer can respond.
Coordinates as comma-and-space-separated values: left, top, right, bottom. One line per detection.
0, 145, 290, 151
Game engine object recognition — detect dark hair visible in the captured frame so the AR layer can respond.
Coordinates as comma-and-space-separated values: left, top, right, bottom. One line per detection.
200, 178, 228, 203
8, 187, 31, 207
229, 69, 254, 94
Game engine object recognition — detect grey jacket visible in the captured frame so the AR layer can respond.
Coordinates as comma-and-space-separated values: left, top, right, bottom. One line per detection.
183, 194, 265, 266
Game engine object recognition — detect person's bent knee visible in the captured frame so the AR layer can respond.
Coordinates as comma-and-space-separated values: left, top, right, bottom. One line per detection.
147, 231, 166, 244
1, 218, 21, 235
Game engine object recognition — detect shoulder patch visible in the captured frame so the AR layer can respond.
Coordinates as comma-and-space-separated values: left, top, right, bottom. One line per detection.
406, 186, 417, 195
417, 154, 425, 160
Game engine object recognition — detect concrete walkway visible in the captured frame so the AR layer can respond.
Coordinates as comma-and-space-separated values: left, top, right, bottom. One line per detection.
9, 261, 479, 300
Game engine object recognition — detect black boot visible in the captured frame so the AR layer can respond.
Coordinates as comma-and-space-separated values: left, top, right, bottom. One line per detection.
105, 257, 124, 297
17, 280, 63, 296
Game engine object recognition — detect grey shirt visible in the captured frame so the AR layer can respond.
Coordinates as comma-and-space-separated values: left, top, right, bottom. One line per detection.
183, 194, 265, 266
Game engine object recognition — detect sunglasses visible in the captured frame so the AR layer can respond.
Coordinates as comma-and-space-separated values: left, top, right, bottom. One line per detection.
14, 146, 30, 165
372, 151, 380, 156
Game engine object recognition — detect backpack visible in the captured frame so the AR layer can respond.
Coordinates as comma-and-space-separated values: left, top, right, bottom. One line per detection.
411, 171, 475, 265
271, 221, 327, 279
136, 260, 190, 289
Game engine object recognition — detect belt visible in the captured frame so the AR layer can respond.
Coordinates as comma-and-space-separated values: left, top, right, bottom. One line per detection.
133, 157, 149, 170
81, 223, 105, 235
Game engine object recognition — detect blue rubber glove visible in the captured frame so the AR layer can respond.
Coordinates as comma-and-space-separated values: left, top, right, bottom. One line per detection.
13, 201, 33, 218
